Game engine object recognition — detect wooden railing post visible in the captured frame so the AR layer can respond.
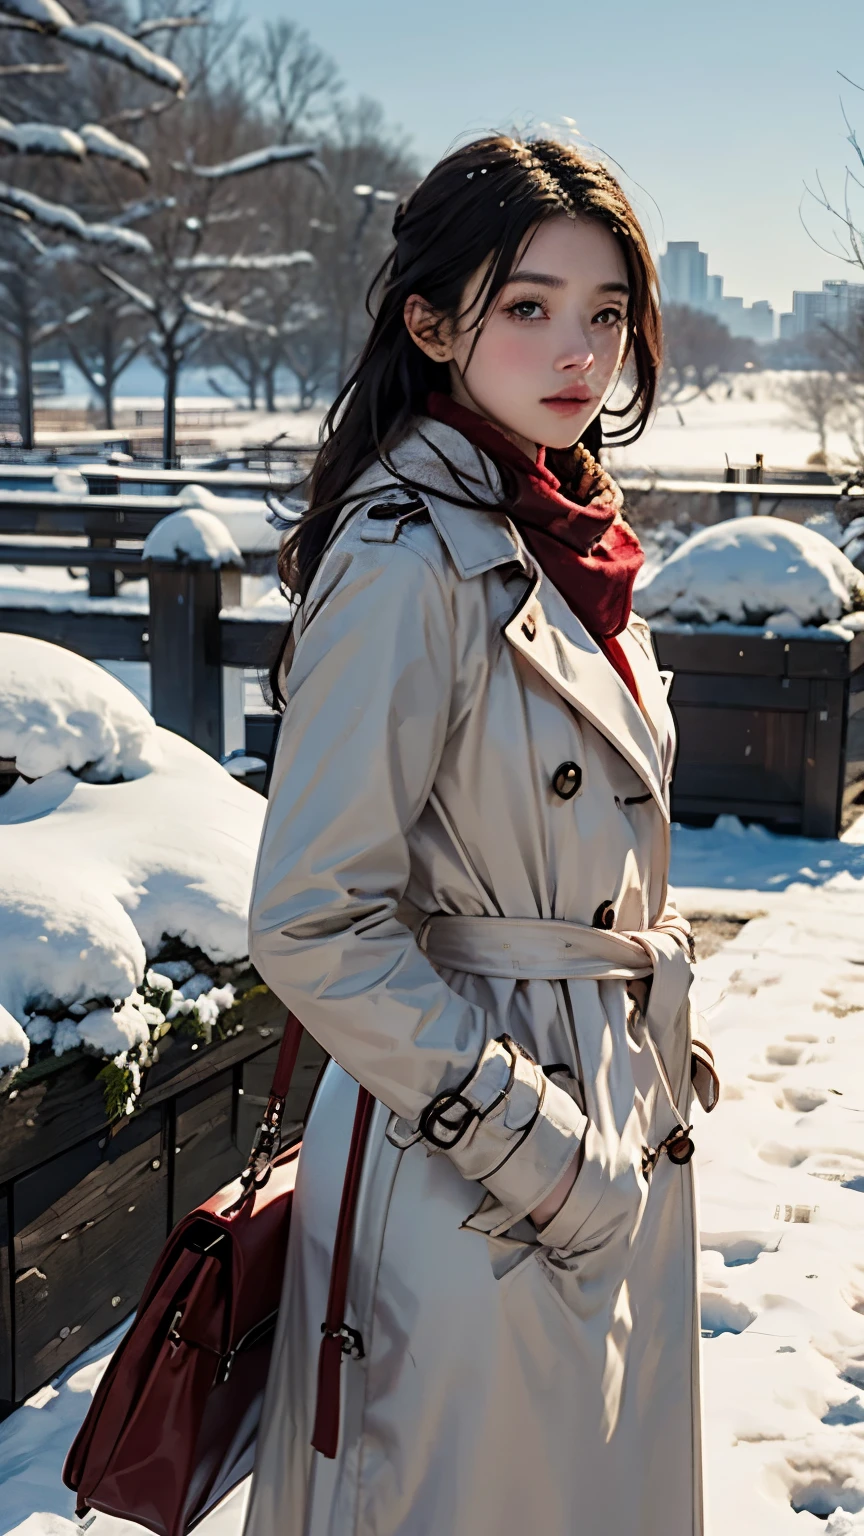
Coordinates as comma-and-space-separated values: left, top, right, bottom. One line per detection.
86, 473, 120, 598
147, 554, 243, 758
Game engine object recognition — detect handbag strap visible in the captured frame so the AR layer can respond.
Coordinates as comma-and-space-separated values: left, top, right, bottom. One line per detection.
239, 1011, 305, 1190
242, 1011, 376, 1458
311, 1084, 375, 1457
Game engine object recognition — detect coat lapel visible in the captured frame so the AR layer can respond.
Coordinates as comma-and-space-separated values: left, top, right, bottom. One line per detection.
347, 420, 671, 812
503, 572, 669, 818
616, 617, 676, 780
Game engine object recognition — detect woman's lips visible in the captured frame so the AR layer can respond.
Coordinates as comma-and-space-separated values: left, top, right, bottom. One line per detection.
541, 392, 594, 417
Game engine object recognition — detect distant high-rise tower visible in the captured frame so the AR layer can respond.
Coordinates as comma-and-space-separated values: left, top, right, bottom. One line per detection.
660, 242, 775, 338
659, 242, 708, 308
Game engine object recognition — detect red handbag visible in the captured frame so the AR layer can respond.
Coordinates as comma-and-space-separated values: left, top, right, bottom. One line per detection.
62, 1014, 373, 1536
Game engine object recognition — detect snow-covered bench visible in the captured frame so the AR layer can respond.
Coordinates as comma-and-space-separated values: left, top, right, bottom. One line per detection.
638, 518, 864, 836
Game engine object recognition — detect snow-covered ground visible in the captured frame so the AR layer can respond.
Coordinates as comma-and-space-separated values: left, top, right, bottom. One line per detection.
608, 371, 857, 479
30, 369, 848, 475
2, 815, 864, 1533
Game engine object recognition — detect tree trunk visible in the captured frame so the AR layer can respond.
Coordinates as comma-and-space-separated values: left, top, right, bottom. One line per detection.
16, 284, 34, 451
163, 347, 178, 467
103, 320, 115, 430
264, 365, 277, 413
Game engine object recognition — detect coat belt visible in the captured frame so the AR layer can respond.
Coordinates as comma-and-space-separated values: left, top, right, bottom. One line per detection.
416, 911, 696, 1135
417, 913, 674, 983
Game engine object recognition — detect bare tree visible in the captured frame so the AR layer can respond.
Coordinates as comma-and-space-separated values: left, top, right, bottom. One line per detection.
776, 370, 847, 458
59, 289, 145, 426
661, 303, 756, 400
0, 0, 187, 444
238, 20, 339, 141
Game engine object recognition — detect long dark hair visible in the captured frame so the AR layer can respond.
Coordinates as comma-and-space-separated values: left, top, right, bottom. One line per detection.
272, 133, 661, 692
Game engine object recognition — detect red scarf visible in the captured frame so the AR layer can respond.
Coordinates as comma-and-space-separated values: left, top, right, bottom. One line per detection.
426, 392, 644, 700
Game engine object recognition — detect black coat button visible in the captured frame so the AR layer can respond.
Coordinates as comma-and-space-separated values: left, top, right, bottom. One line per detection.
666, 1132, 696, 1166
552, 761, 582, 800
592, 900, 616, 930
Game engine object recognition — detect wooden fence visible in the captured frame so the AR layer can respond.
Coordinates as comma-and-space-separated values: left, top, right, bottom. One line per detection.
2, 470, 864, 806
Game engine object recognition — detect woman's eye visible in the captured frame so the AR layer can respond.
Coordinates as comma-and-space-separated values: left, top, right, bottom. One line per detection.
507, 299, 546, 321
594, 307, 625, 327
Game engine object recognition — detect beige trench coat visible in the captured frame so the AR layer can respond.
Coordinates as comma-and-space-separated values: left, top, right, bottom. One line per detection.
243, 419, 717, 1536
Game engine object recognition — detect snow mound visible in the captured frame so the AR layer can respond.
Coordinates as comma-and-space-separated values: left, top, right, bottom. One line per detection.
636, 517, 864, 627
143, 507, 242, 566
0, 634, 160, 781
0, 728, 265, 1024
176, 484, 280, 553
0, 1003, 29, 1072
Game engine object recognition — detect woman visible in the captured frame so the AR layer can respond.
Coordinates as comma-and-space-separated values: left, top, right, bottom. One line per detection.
244, 134, 719, 1536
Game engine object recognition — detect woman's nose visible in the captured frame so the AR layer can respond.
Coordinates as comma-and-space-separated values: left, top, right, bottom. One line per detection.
555, 332, 594, 373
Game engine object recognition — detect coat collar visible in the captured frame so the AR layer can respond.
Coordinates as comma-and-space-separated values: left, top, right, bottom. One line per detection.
349, 419, 671, 810
351, 417, 527, 579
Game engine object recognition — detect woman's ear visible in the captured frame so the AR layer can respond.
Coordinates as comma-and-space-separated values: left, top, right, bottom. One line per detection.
404, 294, 455, 363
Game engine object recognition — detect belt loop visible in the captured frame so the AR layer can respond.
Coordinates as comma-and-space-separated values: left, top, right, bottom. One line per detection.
416, 915, 432, 954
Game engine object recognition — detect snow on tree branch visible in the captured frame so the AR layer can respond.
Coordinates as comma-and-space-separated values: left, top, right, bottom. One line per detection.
0, 184, 152, 252
0, 119, 149, 176
182, 294, 275, 330
133, 15, 206, 39
112, 195, 176, 226
0, 0, 72, 27
172, 143, 325, 181
0, 61, 67, 74
96, 264, 158, 314
173, 251, 313, 272
102, 97, 177, 127
33, 302, 92, 344
79, 124, 150, 177
0, 3, 187, 91
0, 118, 85, 159
56, 24, 186, 93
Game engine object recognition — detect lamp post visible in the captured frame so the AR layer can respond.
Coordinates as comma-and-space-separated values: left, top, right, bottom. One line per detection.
335, 183, 397, 383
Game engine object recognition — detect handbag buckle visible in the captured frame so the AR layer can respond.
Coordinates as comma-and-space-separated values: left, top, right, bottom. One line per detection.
322, 1323, 365, 1360
240, 1094, 285, 1189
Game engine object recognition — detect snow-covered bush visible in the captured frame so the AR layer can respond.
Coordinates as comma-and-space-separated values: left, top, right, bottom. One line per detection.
0, 636, 267, 1115
636, 516, 864, 630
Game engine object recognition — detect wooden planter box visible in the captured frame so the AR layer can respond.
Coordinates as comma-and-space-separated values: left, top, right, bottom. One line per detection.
0, 992, 325, 1419
653, 628, 864, 837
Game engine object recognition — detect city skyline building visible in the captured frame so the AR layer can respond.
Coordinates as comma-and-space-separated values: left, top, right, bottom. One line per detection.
778, 279, 864, 340
659, 241, 775, 341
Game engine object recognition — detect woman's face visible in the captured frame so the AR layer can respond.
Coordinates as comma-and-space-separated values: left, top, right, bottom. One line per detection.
406, 214, 630, 457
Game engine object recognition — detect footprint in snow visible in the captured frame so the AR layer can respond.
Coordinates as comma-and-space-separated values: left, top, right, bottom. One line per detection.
701, 1230, 780, 1266
823, 1396, 864, 1426
777, 1086, 829, 1113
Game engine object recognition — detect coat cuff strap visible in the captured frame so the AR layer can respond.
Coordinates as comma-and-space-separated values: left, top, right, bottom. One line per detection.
419, 1035, 587, 1225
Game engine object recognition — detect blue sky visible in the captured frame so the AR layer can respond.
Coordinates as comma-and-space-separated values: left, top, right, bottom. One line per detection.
242, 0, 864, 315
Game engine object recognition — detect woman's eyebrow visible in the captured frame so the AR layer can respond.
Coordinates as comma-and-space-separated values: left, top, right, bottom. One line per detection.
505, 271, 630, 296
506, 269, 565, 288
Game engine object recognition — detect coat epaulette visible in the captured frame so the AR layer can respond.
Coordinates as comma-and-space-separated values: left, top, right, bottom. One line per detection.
358, 488, 431, 544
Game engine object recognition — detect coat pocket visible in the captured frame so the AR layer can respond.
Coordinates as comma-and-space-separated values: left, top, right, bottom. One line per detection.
534, 1115, 650, 1296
